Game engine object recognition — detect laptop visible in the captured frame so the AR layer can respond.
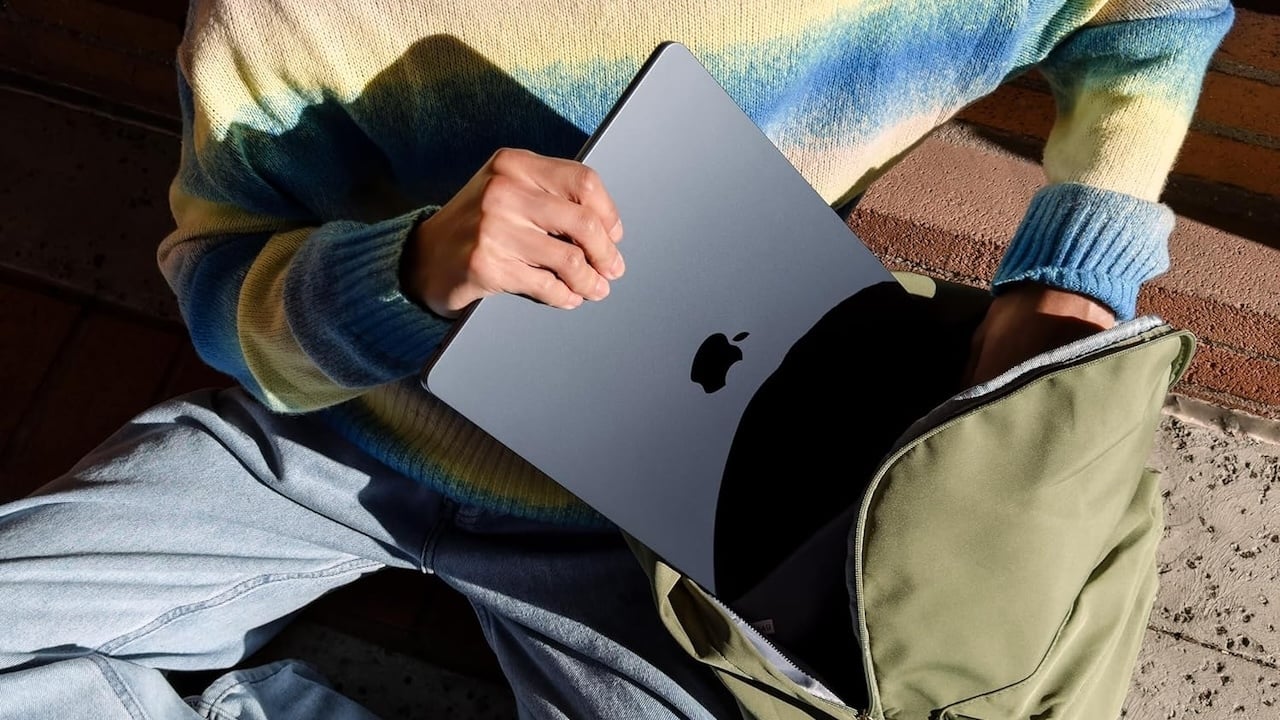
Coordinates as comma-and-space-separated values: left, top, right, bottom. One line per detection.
421, 41, 899, 599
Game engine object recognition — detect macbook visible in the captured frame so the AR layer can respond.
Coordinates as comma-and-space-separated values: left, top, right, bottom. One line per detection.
421, 41, 900, 598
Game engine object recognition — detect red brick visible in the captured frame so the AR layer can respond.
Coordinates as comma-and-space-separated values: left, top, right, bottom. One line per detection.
90, 0, 186, 26
0, 16, 177, 117
1175, 383, 1280, 422
1174, 130, 1280, 198
1139, 285, 1280, 361
1216, 8, 1280, 77
2, 310, 181, 499
955, 83, 1055, 140
954, 70, 1280, 148
1197, 72, 1280, 141
955, 72, 1280, 200
0, 284, 79, 450
848, 208, 1001, 284
1183, 342, 1280, 408
7, 0, 180, 56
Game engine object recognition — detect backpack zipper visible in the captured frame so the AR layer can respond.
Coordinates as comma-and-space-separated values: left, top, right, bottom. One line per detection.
848, 322, 1181, 714
693, 319, 1180, 719
703, 593, 858, 710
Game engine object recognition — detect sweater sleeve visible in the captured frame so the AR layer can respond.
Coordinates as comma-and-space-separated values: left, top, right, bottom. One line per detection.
992, 0, 1235, 319
157, 62, 452, 414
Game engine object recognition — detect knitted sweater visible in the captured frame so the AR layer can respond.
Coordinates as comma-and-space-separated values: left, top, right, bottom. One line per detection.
160, 0, 1233, 524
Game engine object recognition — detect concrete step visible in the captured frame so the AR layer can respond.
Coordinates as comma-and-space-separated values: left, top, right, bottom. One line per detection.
850, 121, 1280, 422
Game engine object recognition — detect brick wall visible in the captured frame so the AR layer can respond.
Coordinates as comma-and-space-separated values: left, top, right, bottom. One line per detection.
956, 7, 1280, 249
2, 1, 1277, 424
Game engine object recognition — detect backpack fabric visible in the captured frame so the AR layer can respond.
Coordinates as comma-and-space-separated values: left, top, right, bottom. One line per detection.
627, 272, 1196, 720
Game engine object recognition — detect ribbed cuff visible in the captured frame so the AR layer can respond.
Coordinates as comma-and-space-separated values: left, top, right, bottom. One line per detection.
992, 183, 1174, 320
285, 207, 451, 387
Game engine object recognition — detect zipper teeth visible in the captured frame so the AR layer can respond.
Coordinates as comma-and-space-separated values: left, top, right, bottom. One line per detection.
850, 327, 1180, 714
704, 594, 806, 675
704, 593, 861, 714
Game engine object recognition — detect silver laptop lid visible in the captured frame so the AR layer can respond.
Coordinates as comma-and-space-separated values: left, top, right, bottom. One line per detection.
422, 41, 895, 595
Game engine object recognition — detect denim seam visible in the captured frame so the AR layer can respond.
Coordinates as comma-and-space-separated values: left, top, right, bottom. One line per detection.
468, 605, 533, 717
86, 654, 151, 720
192, 661, 297, 720
418, 499, 457, 574
96, 558, 380, 655
470, 603, 496, 647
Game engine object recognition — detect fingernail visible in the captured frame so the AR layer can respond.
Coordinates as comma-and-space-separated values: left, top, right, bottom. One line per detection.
610, 254, 625, 278
609, 220, 624, 242
594, 276, 610, 299
562, 295, 583, 309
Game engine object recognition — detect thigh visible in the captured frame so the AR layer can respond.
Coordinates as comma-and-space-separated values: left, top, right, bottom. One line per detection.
0, 388, 445, 672
432, 509, 740, 720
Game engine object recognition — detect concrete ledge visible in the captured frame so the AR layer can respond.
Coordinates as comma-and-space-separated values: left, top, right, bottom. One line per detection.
850, 122, 1280, 421
1166, 393, 1280, 447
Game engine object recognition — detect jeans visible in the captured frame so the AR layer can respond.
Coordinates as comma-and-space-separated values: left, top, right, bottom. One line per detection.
0, 388, 739, 719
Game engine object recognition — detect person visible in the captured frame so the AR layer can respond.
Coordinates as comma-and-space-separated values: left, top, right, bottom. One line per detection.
0, 1, 1234, 718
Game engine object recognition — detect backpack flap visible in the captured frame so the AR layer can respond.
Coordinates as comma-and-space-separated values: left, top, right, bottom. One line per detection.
855, 326, 1195, 719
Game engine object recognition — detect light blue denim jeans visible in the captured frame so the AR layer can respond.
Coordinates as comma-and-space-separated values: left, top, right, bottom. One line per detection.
0, 388, 738, 719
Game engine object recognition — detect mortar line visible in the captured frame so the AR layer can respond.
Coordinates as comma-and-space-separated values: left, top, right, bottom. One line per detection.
2, 4, 178, 64
0, 70, 180, 136
1198, 335, 1280, 366
1148, 625, 1280, 671
1210, 57, 1280, 89
1190, 118, 1280, 151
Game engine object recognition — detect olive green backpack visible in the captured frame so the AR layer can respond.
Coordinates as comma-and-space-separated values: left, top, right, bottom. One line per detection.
628, 272, 1196, 720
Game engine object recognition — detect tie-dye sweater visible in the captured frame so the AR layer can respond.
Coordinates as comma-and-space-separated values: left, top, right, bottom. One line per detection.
160, 0, 1233, 524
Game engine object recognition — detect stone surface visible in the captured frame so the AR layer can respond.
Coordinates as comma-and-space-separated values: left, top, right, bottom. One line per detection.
0, 283, 79, 449
0, 87, 181, 321
1149, 415, 1280, 671
1125, 628, 1280, 719
245, 621, 516, 720
0, 308, 181, 500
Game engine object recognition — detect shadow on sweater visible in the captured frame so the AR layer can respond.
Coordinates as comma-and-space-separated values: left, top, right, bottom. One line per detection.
195, 34, 590, 223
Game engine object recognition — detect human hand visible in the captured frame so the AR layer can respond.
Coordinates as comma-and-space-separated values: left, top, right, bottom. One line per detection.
963, 284, 1116, 387
402, 148, 625, 318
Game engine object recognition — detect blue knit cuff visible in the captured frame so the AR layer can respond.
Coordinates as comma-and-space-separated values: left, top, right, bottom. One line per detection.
285, 207, 451, 388
992, 183, 1174, 320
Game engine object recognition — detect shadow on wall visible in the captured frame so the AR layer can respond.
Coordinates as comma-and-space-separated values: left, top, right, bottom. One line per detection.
953, 1, 1280, 254
960, 122, 1280, 254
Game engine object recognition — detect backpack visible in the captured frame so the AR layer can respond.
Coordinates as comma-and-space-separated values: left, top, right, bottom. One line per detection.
628, 272, 1196, 719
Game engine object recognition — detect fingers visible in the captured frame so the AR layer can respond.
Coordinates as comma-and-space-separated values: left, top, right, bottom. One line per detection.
493, 149, 625, 244
497, 228, 590, 310
518, 192, 625, 281
467, 148, 627, 311
550, 161, 625, 244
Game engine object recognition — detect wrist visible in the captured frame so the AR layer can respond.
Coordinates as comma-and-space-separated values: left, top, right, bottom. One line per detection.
996, 282, 1116, 329
400, 211, 450, 317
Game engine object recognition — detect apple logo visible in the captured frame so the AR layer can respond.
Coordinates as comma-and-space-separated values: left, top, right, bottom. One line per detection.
691, 331, 750, 393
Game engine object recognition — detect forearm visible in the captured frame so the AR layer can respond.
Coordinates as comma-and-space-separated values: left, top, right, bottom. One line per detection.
994, 0, 1235, 319
161, 196, 450, 412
